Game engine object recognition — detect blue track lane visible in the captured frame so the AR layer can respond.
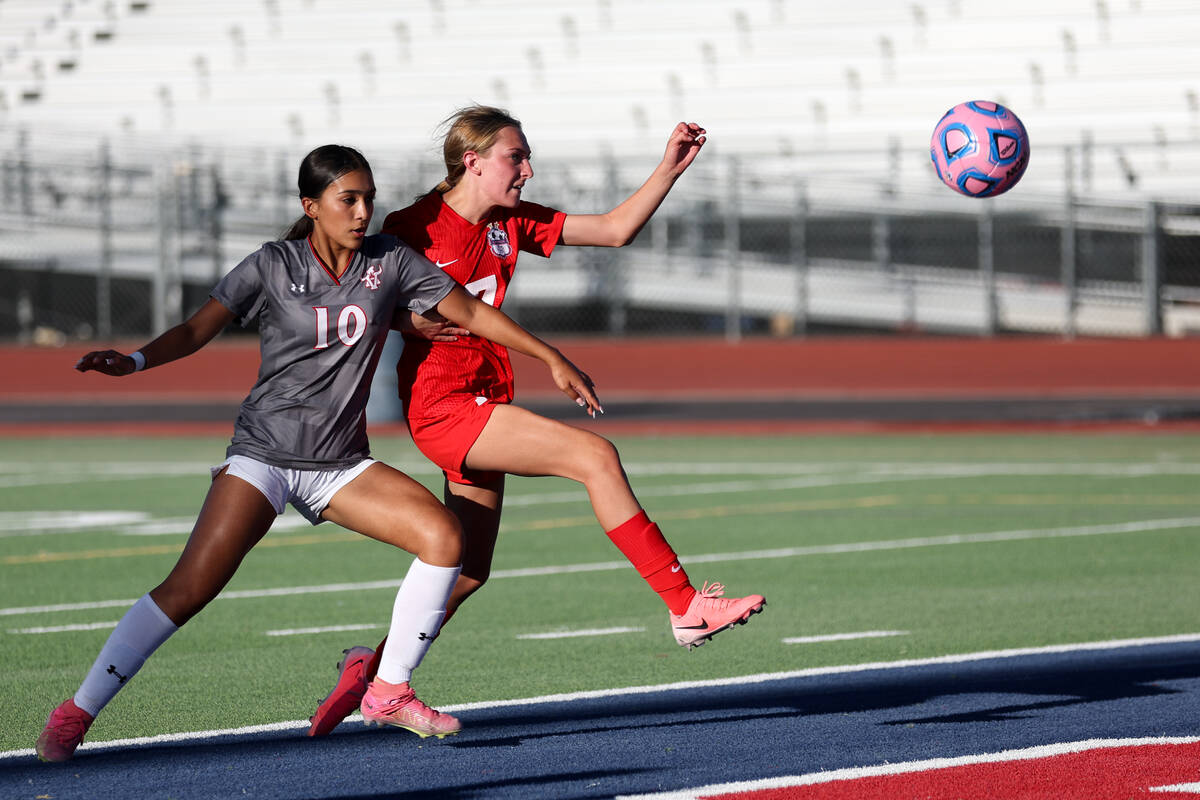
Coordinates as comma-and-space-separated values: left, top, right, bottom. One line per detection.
6, 639, 1200, 799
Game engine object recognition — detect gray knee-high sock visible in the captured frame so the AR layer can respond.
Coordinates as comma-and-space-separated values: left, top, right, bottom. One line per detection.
73, 594, 179, 716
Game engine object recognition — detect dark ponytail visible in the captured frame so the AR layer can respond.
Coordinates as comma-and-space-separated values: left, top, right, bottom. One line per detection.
280, 144, 373, 240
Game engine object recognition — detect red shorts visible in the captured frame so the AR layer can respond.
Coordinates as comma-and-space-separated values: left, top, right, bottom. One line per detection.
406, 397, 504, 486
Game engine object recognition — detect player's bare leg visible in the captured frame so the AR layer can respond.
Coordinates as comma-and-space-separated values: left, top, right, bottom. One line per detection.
466, 404, 765, 648
39, 471, 277, 761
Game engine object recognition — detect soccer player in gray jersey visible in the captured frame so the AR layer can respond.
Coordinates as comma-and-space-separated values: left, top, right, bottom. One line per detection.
36, 144, 600, 762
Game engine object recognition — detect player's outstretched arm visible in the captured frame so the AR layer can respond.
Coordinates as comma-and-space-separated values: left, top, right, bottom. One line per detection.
75, 298, 237, 376
390, 307, 472, 342
434, 286, 602, 416
561, 121, 706, 248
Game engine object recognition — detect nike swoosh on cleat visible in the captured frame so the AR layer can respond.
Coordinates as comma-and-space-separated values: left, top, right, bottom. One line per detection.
674, 619, 709, 630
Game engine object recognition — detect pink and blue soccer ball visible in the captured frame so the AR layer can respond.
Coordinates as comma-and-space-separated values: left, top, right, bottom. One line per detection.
930, 100, 1029, 198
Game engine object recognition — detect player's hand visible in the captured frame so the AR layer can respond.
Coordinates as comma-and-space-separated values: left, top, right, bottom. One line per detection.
75, 349, 136, 376
404, 310, 471, 342
549, 355, 603, 418
663, 122, 706, 175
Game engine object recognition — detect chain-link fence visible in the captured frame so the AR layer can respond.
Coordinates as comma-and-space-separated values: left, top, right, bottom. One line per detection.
3, 129, 1199, 344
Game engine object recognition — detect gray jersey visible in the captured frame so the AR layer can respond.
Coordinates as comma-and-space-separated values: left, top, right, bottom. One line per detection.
212, 234, 455, 469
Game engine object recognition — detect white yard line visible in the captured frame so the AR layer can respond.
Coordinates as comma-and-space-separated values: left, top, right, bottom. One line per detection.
4, 633, 1200, 762
7, 458, 1200, 498
516, 627, 646, 640
8, 621, 118, 634
783, 630, 909, 644
264, 623, 382, 637
4, 516, 1199, 619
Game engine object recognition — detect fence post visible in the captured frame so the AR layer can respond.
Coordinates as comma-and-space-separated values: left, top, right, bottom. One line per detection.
153, 163, 186, 332
18, 128, 32, 217
725, 155, 742, 342
1061, 146, 1077, 339
873, 211, 906, 328
1141, 201, 1163, 335
602, 157, 626, 336
97, 140, 113, 339
792, 179, 808, 336
209, 164, 225, 283
978, 201, 996, 335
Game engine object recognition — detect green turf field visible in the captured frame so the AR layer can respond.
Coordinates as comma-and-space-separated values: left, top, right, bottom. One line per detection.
3, 432, 1199, 753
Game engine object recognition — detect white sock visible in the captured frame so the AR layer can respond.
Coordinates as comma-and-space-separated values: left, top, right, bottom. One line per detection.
375, 559, 461, 685
73, 594, 178, 716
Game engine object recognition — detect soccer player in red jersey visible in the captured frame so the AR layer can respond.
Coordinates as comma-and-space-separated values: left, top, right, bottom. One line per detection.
35, 144, 600, 761
307, 107, 765, 737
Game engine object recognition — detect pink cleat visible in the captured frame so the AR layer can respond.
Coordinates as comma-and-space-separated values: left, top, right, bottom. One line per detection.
670, 581, 766, 650
36, 698, 94, 763
307, 646, 375, 737
360, 678, 460, 739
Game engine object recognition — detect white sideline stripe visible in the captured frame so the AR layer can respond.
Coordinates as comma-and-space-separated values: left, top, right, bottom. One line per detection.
265, 623, 382, 637
0, 511, 149, 536
119, 514, 312, 537
614, 737, 1200, 799
1151, 783, 1200, 793
0, 461, 440, 489
0, 510, 310, 539
783, 630, 908, 644
517, 626, 646, 640
12, 459, 1199, 507
0, 579, 407, 617
495, 462, 1200, 507
5, 516, 1200, 618
9, 621, 118, 634
5, 634, 1200, 762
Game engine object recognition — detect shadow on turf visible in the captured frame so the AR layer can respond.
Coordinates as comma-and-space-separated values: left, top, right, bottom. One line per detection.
8, 641, 1200, 799
442, 638, 1200, 744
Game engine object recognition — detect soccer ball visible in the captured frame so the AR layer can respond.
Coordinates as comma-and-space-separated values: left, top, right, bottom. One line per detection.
930, 100, 1029, 198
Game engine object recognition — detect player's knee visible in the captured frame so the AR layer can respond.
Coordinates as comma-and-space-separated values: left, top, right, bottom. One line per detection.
415, 510, 463, 566
580, 435, 624, 481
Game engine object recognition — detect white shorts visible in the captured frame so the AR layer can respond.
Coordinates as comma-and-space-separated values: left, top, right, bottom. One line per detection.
212, 455, 377, 525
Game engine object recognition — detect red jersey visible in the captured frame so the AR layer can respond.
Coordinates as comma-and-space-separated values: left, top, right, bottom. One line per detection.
382, 192, 567, 422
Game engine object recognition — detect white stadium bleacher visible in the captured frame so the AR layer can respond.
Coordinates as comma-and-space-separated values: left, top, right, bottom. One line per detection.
2, 0, 1199, 340
1, 1, 1197, 169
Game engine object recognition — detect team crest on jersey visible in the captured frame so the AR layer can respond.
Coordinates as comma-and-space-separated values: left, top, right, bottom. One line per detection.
360, 264, 382, 291
486, 223, 512, 258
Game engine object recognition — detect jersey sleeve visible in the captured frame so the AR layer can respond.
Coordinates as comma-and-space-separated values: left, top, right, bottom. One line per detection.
394, 242, 457, 315
514, 201, 567, 258
210, 246, 269, 327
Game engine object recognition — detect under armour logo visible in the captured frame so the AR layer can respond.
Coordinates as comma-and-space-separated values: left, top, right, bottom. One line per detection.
360, 265, 382, 291
107, 664, 129, 684
417, 631, 437, 641
290, 283, 306, 294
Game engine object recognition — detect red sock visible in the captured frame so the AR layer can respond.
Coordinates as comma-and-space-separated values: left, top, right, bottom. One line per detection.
365, 637, 386, 681
605, 511, 696, 615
